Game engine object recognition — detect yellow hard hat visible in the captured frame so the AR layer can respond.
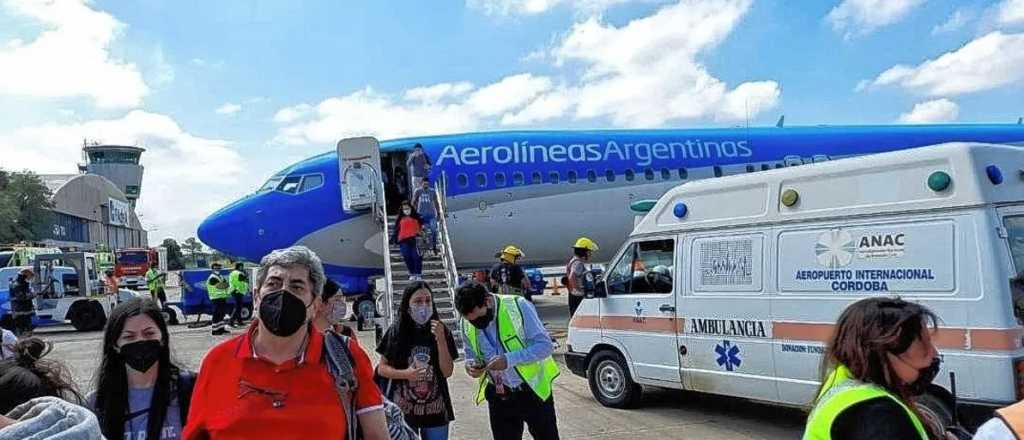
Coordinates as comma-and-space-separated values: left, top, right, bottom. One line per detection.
501, 245, 524, 257
573, 237, 599, 251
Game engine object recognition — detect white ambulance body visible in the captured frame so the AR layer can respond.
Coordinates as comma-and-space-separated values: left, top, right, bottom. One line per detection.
565, 142, 1024, 423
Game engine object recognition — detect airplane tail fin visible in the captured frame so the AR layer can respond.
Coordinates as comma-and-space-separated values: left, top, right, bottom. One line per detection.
1017, 117, 1022, 125
776, 115, 785, 128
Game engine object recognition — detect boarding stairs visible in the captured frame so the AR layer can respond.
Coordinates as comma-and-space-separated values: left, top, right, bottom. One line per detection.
377, 174, 463, 348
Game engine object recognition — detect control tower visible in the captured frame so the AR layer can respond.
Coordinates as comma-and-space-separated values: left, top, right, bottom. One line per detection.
78, 141, 146, 208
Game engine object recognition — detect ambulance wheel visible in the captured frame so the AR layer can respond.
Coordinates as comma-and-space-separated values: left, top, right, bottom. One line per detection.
70, 300, 106, 332
915, 392, 953, 432
588, 350, 642, 408
240, 304, 253, 320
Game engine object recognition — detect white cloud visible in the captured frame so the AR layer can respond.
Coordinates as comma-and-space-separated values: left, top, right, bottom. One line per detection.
553, 0, 779, 126
216, 102, 242, 115
865, 32, 1024, 96
403, 82, 474, 103
0, 110, 249, 241
998, 0, 1024, 25
273, 104, 313, 124
826, 0, 926, 39
464, 74, 552, 116
898, 98, 959, 123
932, 9, 971, 34
467, 0, 641, 16
0, 0, 149, 108
274, 0, 780, 143
502, 87, 575, 125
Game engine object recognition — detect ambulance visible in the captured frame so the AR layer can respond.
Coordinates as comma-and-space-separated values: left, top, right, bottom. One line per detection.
565, 142, 1024, 427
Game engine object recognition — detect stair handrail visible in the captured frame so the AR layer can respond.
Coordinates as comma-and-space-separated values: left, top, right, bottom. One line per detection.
433, 173, 460, 318
375, 169, 396, 327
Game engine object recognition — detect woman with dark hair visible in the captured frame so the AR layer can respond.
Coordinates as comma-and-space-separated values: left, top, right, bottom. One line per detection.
376, 281, 458, 440
0, 338, 102, 438
313, 278, 356, 338
804, 297, 945, 440
89, 297, 195, 440
392, 200, 424, 281
0, 337, 82, 415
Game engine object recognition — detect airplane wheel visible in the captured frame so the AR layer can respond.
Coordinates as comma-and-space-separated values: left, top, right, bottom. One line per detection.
70, 301, 106, 332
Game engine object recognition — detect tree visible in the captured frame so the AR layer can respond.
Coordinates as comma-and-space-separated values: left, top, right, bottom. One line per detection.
0, 170, 54, 243
161, 238, 186, 270
183, 237, 203, 266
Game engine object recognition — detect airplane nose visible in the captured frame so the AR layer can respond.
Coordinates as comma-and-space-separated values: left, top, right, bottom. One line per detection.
197, 202, 252, 259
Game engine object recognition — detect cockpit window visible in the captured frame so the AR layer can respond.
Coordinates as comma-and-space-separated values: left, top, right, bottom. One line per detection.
299, 174, 324, 192
278, 175, 302, 194
258, 176, 283, 193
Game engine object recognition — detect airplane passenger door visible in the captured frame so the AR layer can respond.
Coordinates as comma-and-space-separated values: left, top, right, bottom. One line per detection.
337, 137, 384, 214
601, 237, 681, 385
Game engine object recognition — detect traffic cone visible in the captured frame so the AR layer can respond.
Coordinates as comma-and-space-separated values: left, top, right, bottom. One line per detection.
550, 277, 562, 296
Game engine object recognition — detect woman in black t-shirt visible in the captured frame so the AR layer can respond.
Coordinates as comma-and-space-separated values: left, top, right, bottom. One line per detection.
376, 281, 458, 440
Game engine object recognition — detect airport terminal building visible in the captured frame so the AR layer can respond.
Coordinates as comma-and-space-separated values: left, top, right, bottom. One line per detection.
38, 173, 148, 250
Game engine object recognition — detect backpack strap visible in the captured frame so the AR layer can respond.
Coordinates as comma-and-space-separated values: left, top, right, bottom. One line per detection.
176, 370, 197, 425
322, 329, 359, 440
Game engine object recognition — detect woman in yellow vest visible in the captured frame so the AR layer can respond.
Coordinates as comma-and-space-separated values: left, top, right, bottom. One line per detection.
804, 297, 944, 440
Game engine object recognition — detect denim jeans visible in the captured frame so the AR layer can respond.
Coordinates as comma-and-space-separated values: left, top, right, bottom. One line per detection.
419, 424, 449, 440
399, 239, 422, 275
420, 214, 438, 250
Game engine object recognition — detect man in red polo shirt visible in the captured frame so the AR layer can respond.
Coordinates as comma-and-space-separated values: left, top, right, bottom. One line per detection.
183, 246, 388, 440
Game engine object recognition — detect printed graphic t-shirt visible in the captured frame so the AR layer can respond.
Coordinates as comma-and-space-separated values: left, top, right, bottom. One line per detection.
377, 325, 459, 428
88, 387, 183, 440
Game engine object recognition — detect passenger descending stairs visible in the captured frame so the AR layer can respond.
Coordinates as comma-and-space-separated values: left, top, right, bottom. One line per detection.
382, 176, 463, 349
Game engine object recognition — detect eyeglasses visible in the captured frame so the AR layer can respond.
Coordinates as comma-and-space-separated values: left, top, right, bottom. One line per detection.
238, 380, 288, 409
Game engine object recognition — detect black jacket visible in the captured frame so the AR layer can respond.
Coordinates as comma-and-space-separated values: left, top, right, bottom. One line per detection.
10, 275, 35, 313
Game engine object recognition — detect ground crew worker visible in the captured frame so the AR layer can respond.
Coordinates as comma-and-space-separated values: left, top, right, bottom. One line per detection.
489, 245, 532, 301
565, 237, 598, 318
456, 281, 560, 440
145, 262, 167, 307
974, 399, 1024, 438
804, 297, 944, 440
228, 262, 250, 328
103, 270, 119, 297
207, 263, 231, 336
10, 268, 35, 337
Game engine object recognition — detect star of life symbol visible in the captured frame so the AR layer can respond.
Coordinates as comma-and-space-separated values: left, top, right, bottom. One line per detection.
715, 340, 741, 372
815, 230, 855, 268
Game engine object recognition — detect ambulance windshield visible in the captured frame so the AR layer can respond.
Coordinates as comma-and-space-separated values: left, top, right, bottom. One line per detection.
1004, 216, 1024, 275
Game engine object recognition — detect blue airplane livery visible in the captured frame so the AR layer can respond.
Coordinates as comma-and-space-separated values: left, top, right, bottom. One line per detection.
198, 123, 1024, 296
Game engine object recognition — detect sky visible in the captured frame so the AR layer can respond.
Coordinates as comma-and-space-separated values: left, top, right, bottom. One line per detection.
1, 0, 1023, 243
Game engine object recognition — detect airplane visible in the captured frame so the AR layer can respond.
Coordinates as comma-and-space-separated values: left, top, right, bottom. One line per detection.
198, 123, 1024, 297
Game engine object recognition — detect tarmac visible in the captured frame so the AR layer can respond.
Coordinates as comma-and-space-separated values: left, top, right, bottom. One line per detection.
38, 290, 804, 439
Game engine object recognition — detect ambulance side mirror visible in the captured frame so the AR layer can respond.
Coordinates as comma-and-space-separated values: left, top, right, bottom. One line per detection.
588, 280, 608, 299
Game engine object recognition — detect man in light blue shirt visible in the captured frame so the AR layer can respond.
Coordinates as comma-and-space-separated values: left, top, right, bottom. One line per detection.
457, 282, 559, 440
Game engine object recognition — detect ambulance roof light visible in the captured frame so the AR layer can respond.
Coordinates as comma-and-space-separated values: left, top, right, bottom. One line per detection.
673, 202, 688, 218
986, 165, 1004, 185
928, 171, 951, 192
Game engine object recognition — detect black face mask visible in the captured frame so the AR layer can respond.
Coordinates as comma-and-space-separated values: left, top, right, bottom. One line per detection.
119, 340, 162, 373
469, 307, 494, 329
908, 357, 942, 395
259, 290, 310, 337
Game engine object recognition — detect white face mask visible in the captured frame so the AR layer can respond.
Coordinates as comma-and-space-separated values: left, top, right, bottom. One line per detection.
329, 301, 348, 323
402, 208, 412, 215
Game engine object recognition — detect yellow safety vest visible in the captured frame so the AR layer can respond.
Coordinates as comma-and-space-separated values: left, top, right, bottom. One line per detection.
462, 294, 560, 405
146, 268, 164, 291
207, 273, 229, 300
228, 270, 249, 295
803, 364, 928, 440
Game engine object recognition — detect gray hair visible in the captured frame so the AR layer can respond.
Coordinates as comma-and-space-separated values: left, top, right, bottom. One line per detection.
255, 246, 326, 297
